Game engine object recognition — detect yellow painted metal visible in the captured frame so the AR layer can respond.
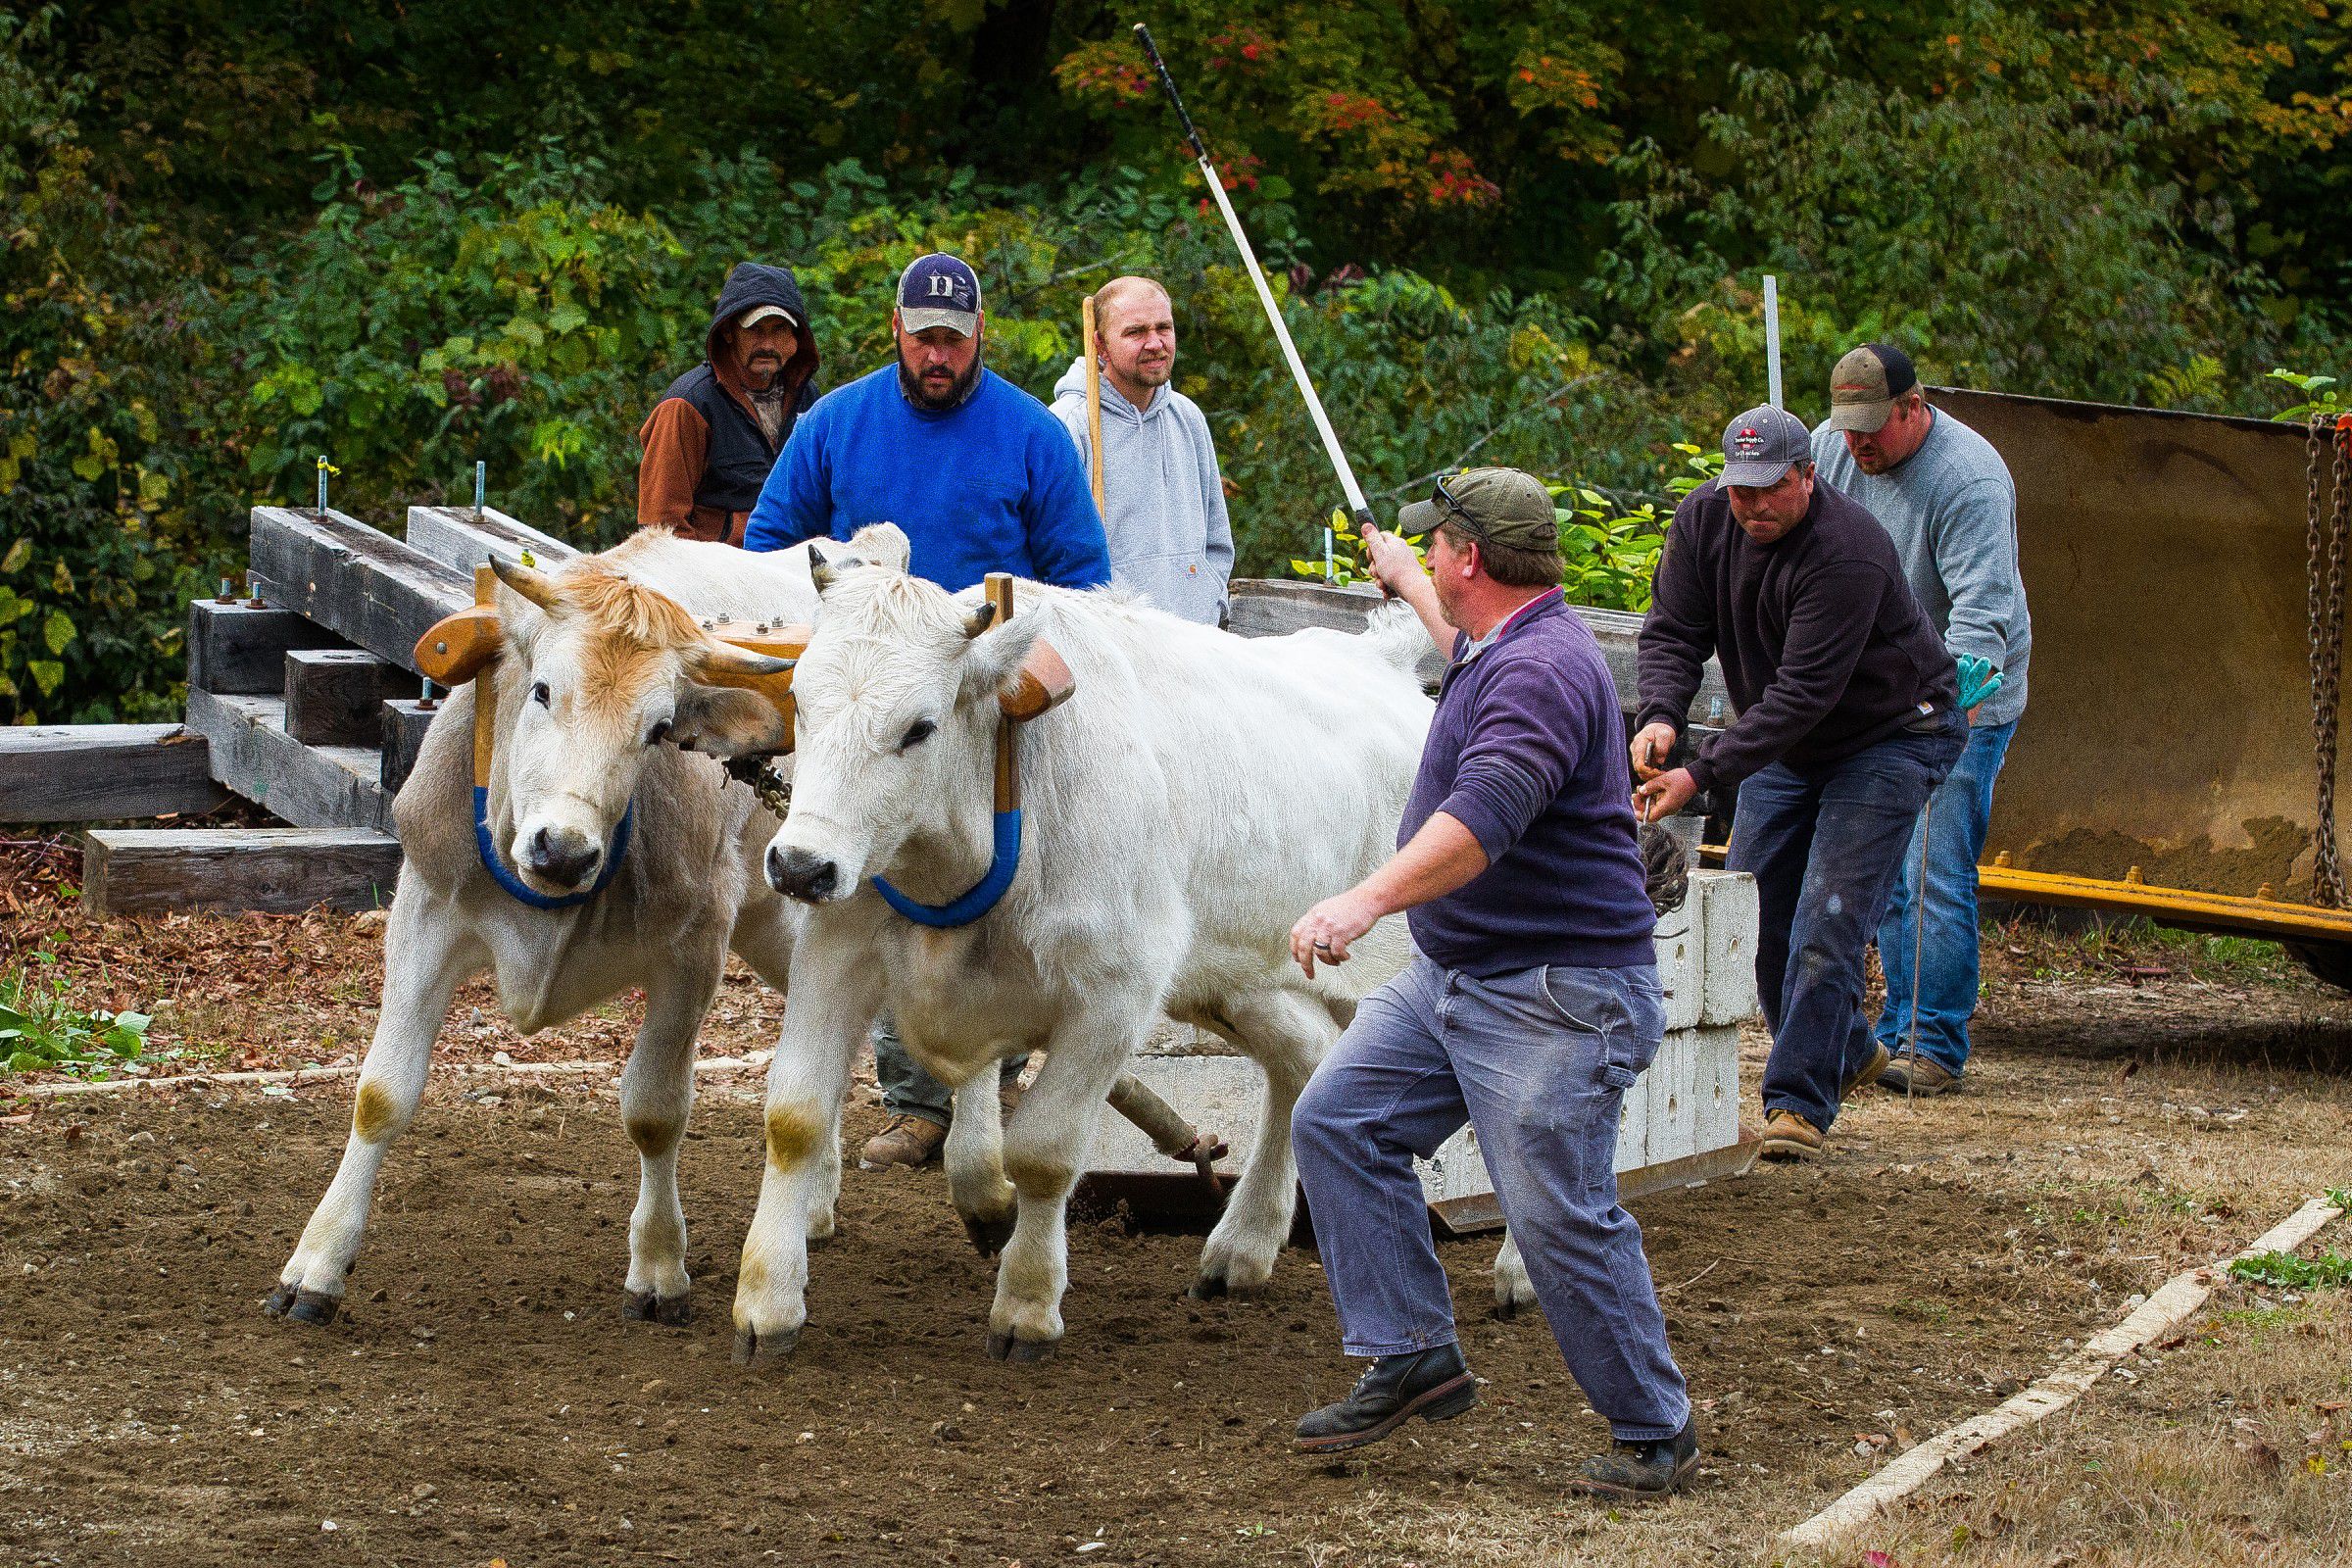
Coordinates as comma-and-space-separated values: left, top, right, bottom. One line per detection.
1975, 862, 2352, 944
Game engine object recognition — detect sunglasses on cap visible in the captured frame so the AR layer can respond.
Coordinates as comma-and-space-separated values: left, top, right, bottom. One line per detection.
1433, 470, 1473, 523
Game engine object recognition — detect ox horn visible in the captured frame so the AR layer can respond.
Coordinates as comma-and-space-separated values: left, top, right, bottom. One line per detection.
490, 556, 564, 612
962, 601, 999, 639
808, 544, 837, 595
685, 641, 797, 689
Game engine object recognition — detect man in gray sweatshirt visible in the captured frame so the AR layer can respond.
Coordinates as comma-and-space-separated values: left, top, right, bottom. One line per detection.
1050, 276, 1235, 625
1811, 343, 2031, 1097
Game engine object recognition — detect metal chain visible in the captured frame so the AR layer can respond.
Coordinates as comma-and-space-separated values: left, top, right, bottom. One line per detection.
721, 755, 793, 821
2308, 413, 2349, 906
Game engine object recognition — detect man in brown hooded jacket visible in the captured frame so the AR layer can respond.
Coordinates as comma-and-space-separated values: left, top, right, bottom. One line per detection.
637, 262, 821, 545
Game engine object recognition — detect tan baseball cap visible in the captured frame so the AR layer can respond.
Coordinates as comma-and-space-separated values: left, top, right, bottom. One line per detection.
1827, 343, 1919, 433
738, 304, 800, 331
1396, 467, 1559, 553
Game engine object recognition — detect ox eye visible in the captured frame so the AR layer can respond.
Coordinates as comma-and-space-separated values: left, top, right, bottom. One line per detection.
530, 681, 552, 708
899, 719, 936, 751
645, 719, 672, 747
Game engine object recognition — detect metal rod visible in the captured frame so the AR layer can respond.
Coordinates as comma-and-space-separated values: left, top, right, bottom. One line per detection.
1763, 275, 1784, 412
1323, 525, 1335, 584
1134, 23, 1372, 532
315, 454, 330, 517
473, 460, 486, 517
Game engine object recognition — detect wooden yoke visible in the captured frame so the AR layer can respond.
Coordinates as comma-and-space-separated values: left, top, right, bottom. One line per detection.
988, 574, 1020, 812
467, 565, 497, 785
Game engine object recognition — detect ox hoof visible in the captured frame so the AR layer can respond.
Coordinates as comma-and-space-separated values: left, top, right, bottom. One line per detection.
1187, 1271, 1250, 1302
265, 1283, 341, 1325
960, 1211, 1014, 1258
1492, 1296, 1522, 1322
621, 1289, 694, 1327
732, 1325, 801, 1368
985, 1331, 1059, 1364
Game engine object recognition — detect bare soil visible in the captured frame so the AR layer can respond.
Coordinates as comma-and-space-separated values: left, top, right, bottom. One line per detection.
4, 877, 2350, 1564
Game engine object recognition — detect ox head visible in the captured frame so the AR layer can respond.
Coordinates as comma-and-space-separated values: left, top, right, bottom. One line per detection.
761, 565, 1046, 906
486, 558, 795, 896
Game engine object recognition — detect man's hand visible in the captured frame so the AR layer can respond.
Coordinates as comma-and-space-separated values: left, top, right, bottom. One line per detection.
1360, 522, 1429, 600
1630, 721, 1679, 783
1290, 889, 1385, 978
1632, 766, 1698, 824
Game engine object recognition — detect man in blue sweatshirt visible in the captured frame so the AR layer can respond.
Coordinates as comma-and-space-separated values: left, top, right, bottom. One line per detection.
1285, 468, 1695, 1500
745, 252, 1112, 1171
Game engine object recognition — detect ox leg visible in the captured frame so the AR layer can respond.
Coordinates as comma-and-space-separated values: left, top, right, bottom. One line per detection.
731, 947, 870, 1369
267, 889, 482, 1324
986, 1005, 1146, 1362
617, 959, 722, 1326
946, 1064, 1015, 1256
1191, 990, 1338, 1300
1493, 1230, 1541, 1320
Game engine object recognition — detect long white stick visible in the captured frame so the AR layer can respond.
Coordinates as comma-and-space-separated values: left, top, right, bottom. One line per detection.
1763, 274, 1784, 411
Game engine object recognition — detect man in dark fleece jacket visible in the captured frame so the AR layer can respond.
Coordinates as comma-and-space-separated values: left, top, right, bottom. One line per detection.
1632, 405, 1963, 1161
1285, 468, 1697, 1501
636, 262, 820, 545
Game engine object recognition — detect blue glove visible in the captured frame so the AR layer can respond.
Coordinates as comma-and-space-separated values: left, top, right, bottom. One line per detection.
1956, 653, 2003, 712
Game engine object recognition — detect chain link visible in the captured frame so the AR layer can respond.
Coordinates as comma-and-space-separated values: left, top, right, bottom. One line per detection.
722, 754, 794, 821
2308, 413, 2349, 906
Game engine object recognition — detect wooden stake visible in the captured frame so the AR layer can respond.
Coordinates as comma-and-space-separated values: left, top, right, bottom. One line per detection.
1081, 295, 1107, 513
987, 573, 1018, 812
471, 564, 497, 787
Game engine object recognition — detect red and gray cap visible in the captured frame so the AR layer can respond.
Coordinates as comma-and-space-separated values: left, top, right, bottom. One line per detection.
1827, 342, 1919, 433
1719, 405, 1813, 487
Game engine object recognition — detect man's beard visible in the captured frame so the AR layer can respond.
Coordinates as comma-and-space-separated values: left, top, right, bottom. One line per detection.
742, 352, 784, 390
899, 349, 983, 412
1129, 353, 1174, 389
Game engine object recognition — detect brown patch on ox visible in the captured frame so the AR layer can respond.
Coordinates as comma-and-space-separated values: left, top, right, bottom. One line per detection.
352, 1079, 400, 1142
763, 1103, 824, 1172
623, 1116, 681, 1159
509, 559, 711, 727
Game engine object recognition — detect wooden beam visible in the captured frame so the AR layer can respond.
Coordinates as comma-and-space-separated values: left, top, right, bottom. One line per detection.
403, 505, 577, 574
283, 649, 407, 748
183, 687, 391, 832
246, 507, 471, 673
82, 828, 401, 916
0, 725, 226, 824
379, 698, 438, 794
186, 597, 347, 695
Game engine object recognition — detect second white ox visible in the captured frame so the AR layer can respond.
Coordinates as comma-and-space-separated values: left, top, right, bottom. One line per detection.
735, 563, 1434, 1364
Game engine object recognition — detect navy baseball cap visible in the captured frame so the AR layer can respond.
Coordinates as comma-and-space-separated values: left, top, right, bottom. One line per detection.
1720, 405, 1813, 487
898, 253, 982, 337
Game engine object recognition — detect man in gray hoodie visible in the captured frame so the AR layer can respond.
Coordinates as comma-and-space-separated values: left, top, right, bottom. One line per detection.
1050, 276, 1235, 625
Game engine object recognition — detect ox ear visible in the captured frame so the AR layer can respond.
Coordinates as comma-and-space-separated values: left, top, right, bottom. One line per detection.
957, 613, 1046, 708
807, 544, 838, 596
672, 686, 795, 760
490, 557, 564, 614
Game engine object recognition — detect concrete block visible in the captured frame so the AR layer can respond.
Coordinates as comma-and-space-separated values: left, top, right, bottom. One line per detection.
1695, 868, 1763, 1025
1652, 896, 1703, 1033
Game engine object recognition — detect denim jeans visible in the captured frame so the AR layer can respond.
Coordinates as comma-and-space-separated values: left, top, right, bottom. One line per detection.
1875, 717, 2017, 1076
1729, 715, 1967, 1133
873, 1020, 1023, 1127
1291, 956, 1689, 1442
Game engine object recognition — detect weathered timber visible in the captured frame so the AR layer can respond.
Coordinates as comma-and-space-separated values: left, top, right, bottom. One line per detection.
403, 505, 577, 574
283, 650, 409, 748
379, 699, 439, 794
1225, 578, 1735, 723
186, 598, 348, 695
183, 687, 391, 832
0, 725, 226, 823
83, 827, 401, 916
247, 507, 470, 673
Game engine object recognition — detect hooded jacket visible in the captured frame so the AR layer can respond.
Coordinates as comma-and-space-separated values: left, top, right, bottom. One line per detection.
637, 263, 821, 545
1048, 358, 1233, 625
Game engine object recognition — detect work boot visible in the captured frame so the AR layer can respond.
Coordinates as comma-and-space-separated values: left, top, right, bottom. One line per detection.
1293, 1343, 1479, 1454
858, 1113, 947, 1171
1841, 1043, 1890, 1101
1880, 1054, 1961, 1096
1571, 1417, 1700, 1500
1758, 1107, 1824, 1162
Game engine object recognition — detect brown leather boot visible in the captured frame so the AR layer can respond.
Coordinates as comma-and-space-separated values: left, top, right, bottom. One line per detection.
859, 1113, 947, 1171
1842, 1043, 1890, 1100
1758, 1107, 1824, 1161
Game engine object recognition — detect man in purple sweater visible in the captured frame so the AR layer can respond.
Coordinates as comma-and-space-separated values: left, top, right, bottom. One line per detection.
1285, 468, 1696, 1500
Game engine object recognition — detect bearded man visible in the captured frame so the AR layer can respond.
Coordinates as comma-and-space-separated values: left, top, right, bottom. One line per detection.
743, 251, 1110, 1170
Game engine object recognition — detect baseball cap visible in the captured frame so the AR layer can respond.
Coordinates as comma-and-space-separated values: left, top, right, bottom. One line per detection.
1719, 405, 1813, 488
1826, 343, 1919, 433
897, 253, 983, 337
738, 303, 800, 331
1396, 466, 1559, 553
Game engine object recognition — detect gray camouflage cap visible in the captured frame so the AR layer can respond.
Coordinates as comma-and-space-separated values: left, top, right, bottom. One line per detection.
1396, 466, 1558, 553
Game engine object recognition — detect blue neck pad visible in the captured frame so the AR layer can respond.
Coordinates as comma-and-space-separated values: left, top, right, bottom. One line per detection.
472, 784, 634, 910
871, 808, 1022, 928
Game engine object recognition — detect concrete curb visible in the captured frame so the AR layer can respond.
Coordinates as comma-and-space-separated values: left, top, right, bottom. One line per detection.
1781, 1194, 2350, 1551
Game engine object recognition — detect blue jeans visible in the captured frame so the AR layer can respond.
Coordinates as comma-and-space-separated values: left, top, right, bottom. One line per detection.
1729, 716, 1966, 1133
874, 1020, 1022, 1127
1875, 718, 2016, 1076
1291, 956, 1689, 1442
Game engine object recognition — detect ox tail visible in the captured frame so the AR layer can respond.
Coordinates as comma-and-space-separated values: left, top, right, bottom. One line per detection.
1360, 600, 1431, 675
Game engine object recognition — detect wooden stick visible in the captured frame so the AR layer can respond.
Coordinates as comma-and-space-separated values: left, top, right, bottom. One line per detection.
987, 573, 1018, 812
1081, 295, 1106, 512
471, 565, 497, 787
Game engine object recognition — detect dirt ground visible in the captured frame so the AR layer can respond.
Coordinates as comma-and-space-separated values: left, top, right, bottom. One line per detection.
4, 870, 2351, 1564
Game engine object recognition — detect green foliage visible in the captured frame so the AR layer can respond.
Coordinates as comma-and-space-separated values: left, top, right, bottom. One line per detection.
2230, 1249, 2352, 1291
0, 949, 154, 1077
2268, 369, 2347, 424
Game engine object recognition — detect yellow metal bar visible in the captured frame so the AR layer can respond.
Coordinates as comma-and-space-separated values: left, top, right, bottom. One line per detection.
1975, 864, 2352, 944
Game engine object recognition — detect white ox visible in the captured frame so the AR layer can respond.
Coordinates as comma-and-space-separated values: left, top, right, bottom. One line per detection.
733, 564, 1434, 1363
266, 524, 906, 1328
